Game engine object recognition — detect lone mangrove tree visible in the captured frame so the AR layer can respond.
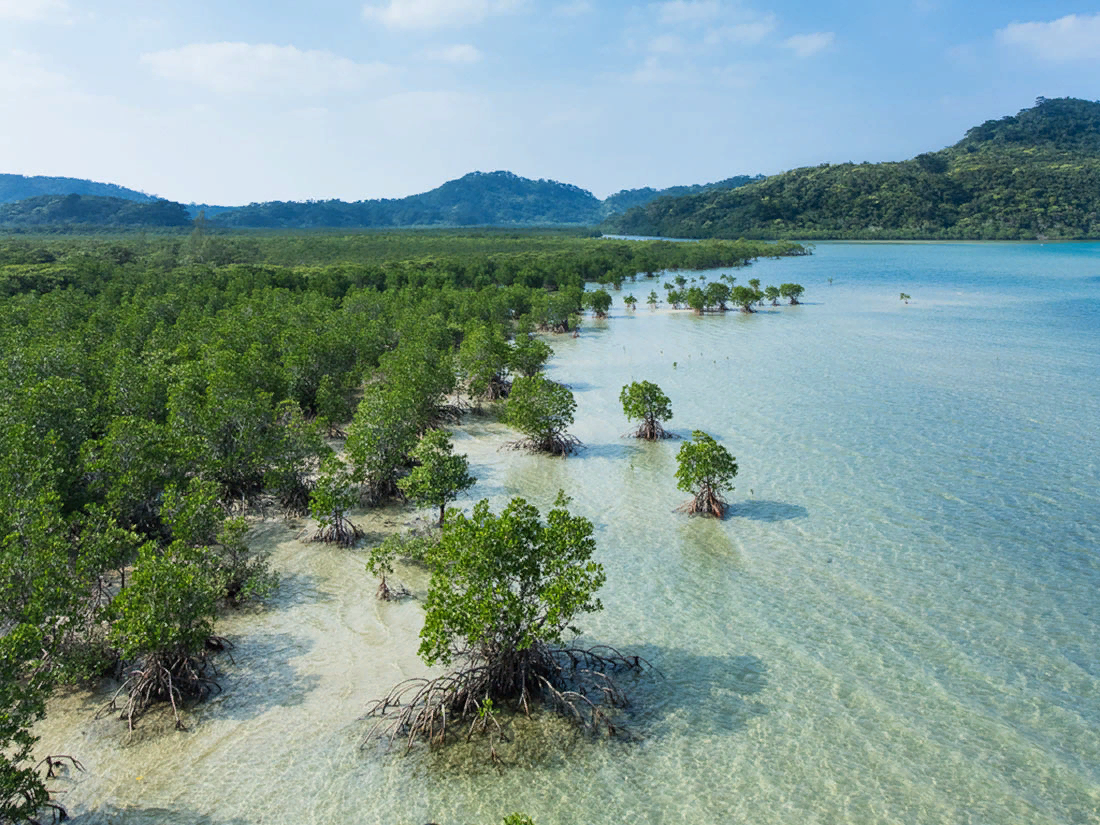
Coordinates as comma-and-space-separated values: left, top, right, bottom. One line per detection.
620, 380, 675, 440
675, 430, 738, 518
364, 494, 644, 749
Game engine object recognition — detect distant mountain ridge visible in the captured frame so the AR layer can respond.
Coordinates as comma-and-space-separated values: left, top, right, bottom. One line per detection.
0, 194, 191, 228
0, 170, 760, 230
0, 173, 155, 205
605, 97, 1100, 240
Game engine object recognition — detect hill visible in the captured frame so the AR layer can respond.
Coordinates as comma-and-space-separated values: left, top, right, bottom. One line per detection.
605, 97, 1100, 240
0, 169, 766, 230
0, 194, 192, 229
209, 171, 600, 229
0, 173, 156, 205
599, 175, 765, 219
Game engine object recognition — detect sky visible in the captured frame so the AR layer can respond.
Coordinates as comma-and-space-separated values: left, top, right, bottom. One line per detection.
2, 1, 1100, 205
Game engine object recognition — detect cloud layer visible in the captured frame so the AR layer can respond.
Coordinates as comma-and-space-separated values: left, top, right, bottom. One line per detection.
362, 0, 519, 29
141, 43, 391, 96
996, 13, 1100, 62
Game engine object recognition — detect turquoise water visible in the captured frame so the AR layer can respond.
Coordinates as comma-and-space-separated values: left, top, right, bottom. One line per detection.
39, 243, 1100, 824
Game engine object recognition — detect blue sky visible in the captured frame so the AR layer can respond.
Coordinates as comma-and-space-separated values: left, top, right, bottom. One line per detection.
2, 1, 1099, 205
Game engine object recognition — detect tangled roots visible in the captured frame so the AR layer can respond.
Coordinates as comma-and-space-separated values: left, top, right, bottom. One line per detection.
362, 643, 651, 752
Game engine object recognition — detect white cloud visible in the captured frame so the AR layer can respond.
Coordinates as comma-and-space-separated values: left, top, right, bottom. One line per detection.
422, 43, 484, 63
0, 0, 70, 23
650, 34, 684, 54
996, 13, 1100, 62
552, 0, 591, 17
0, 50, 70, 94
783, 31, 834, 58
703, 17, 776, 46
629, 55, 692, 85
141, 43, 392, 97
362, 0, 520, 29
654, 0, 722, 26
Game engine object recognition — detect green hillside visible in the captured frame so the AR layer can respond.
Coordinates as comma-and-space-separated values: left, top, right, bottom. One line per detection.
209, 171, 601, 228
605, 97, 1100, 240
599, 175, 765, 218
0, 173, 155, 205
0, 194, 192, 229
0, 170, 769, 230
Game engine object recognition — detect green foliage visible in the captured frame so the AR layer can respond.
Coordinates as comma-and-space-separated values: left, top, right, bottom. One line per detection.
779, 283, 805, 305
584, 288, 612, 317
509, 335, 552, 378
504, 375, 578, 454
731, 285, 758, 312
417, 495, 605, 667
397, 429, 476, 526
458, 323, 511, 401
0, 625, 52, 825
675, 431, 738, 517
600, 174, 765, 217
620, 380, 673, 439
685, 286, 706, 313
0, 194, 191, 229
109, 542, 218, 663
308, 456, 363, 546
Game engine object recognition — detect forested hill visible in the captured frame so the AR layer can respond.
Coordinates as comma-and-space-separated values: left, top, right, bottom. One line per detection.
0, 173, 155, 204
207, 170, 762, 228
0, 170, 765, 230
209, 171, 598, 228
0, 195, 192, 228
599, 175, 765, 218
605, 97, 1100, 240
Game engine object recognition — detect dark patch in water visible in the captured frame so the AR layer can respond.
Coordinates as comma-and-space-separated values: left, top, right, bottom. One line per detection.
726, 499, 808, 522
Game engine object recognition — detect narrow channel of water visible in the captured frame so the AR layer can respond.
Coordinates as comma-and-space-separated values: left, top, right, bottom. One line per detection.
37, 242, 1100, 824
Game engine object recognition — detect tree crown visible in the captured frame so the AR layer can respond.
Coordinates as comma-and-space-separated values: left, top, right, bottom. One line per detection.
417, 495, 605, 667
675, 430, 738, 497
619, 380, 673, 425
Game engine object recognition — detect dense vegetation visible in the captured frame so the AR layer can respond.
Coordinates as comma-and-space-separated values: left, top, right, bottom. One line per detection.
0, 229, 803, 821
599, 175, 765, 219
0, 171, 767, 232
606, 97, 1100, 240
0, 174, 155, 205
0, 195, 191, 229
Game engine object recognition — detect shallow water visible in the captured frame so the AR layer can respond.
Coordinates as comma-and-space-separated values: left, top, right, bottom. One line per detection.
37, 242, 1100, 824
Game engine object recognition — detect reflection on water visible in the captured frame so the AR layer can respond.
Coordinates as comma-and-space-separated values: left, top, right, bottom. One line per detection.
35, 243, 1100, 824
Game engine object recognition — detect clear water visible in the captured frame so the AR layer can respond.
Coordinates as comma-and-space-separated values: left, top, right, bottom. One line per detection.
38, 243, 1100, 824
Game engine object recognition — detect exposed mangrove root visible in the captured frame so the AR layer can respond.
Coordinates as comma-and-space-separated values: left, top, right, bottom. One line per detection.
676, 487, 728, 518
362, 643, 652, 752
308, 515, 364, 547
502, 434, 583, 457
625, 420, 677, 440
376, 574, 412, 602
104, 648, 223, 731
21, 755, 86, 825
277, 477, 314, 518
